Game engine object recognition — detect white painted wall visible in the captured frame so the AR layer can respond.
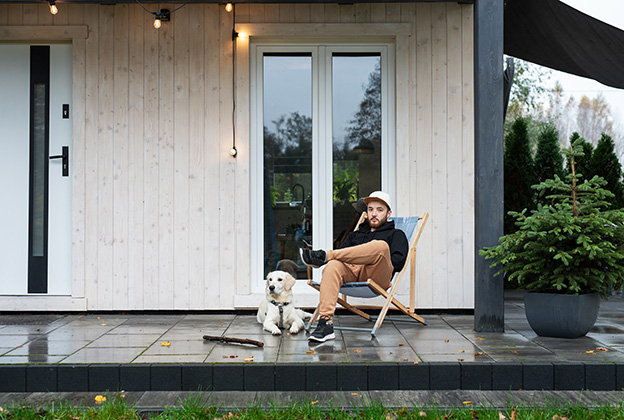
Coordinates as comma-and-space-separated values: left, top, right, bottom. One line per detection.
0, 1, 474, 310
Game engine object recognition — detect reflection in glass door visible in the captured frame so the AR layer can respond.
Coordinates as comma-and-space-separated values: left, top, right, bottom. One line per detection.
332, 54, 382, 248
262, 54, 313, 279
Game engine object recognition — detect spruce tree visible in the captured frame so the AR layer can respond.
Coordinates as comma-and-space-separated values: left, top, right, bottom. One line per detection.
566, 132, 594, 181
481, 138, 624, 298
592, 133, 624, 209
534, 124, 564, 205
504, 117, 537, 234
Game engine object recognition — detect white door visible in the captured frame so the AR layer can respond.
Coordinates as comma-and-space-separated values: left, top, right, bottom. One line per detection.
0, 44, 72, 295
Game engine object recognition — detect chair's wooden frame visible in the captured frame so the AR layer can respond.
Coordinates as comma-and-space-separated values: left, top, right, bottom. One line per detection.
306, 212, 429, 336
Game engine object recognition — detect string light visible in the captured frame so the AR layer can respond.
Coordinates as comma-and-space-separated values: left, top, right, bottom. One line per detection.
225, 3, 233, 13
135, 0, 189, 29
49, 1, 58, 15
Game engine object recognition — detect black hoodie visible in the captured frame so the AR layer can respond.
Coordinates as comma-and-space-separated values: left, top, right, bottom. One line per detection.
339, 219, 408, 273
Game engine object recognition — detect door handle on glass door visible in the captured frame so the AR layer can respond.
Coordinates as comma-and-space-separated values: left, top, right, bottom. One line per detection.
49, 146, 69, 177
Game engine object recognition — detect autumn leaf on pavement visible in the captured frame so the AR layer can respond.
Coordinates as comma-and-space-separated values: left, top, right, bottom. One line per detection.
160, 341, 171, 347
444, 339, 450, 342
596, 347, 608, 352
354, 349, 362, 353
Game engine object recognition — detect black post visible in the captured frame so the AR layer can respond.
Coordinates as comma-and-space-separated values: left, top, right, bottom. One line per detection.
474, 0, 504, 332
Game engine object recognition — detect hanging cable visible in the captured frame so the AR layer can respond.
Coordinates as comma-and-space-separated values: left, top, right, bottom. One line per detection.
230, 4, 238, 157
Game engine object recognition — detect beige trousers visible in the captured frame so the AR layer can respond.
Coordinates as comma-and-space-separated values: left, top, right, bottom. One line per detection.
318, 240, 394, 318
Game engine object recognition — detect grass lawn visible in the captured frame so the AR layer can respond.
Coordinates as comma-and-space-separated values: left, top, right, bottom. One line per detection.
1, 394, 624, 419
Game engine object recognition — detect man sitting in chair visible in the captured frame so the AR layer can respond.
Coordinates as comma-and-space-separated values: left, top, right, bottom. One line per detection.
300, 191, 408, 342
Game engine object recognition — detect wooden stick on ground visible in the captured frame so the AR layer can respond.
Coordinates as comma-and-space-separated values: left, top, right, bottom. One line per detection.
202, 335, 264, 347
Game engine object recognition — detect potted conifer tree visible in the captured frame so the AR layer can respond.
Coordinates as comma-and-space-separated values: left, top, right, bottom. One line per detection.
481, 138, 624, 338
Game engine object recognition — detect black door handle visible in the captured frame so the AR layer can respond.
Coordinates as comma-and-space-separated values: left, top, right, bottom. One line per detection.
49, 146, 69, 177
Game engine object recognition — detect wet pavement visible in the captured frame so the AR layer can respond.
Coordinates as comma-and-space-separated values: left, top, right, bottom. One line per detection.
1, 291, 624, 407
1, 291, 623, 365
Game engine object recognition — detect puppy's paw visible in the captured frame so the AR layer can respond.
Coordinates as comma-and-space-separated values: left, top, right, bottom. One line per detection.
289, 325, 300, 334
270, 327, 282, 335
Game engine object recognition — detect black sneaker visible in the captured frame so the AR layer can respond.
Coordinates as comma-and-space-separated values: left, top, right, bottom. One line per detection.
299, 248, 327, 268
308, 318, 335, 342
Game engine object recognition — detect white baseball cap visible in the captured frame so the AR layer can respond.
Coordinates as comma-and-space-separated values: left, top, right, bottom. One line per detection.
363, 191, 392, 211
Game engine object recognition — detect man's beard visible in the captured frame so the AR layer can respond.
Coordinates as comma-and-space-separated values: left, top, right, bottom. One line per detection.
369, 215, 387, 228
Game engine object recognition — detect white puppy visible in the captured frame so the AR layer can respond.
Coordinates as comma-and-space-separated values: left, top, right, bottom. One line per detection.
257, 270, 313, 335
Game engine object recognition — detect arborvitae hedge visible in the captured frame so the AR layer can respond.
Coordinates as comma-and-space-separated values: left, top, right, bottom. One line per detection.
504, 117, 537, 234
592, 133, 624, 209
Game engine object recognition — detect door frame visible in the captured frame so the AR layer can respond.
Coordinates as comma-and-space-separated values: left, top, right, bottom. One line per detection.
0, 25, 88, 310
238, 23, 409, 298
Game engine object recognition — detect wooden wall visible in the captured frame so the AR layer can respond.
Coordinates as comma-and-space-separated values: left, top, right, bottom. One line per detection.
0, 2, 474, 310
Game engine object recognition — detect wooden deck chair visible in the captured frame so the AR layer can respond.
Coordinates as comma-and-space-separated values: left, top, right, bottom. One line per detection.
306, 212, 429, 337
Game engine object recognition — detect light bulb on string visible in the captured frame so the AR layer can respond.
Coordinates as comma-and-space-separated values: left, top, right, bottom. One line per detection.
225, 3, 233, 13
49, 1, 58, 15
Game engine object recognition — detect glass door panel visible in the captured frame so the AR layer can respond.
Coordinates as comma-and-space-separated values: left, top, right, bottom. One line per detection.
262, 54, 313, 279
332, 54, 382, 248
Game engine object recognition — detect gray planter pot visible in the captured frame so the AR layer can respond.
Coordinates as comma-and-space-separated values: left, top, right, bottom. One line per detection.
524, 292, 600, 338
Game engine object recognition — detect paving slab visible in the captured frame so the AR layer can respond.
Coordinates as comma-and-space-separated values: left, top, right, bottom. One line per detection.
0, 292, 623, 393
254, 390, 366, 409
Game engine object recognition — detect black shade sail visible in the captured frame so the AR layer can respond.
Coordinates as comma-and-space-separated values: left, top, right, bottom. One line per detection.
505, 0, 624, 89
